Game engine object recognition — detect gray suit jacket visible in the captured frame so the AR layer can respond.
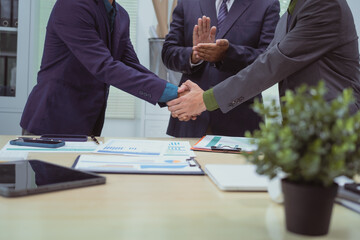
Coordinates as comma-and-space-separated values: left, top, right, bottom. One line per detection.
213, 0, 360, 114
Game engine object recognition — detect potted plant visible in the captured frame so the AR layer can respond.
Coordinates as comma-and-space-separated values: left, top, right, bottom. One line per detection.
245, 82, 360, 236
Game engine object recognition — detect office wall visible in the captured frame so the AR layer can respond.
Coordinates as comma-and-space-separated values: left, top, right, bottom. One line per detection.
348, 0, 360, 47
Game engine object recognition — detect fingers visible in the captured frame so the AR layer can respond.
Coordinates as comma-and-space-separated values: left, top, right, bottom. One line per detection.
178, 83, 189, 94
183, 79, 199, 90
210, 26, 217, 43
197, 17, 203, 37
177, 113, 196, 121
192, 25, 199, 46
206, 17, 211, 32
176, 114, 198, 122
194, 16, 215, 45
216, 39, 229, 47
204, 16, 210, 35
201, 16, 207, 34
167, 97, 182, 108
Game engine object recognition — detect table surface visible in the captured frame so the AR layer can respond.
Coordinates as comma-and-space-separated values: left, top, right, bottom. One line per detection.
0, 135, 359, 240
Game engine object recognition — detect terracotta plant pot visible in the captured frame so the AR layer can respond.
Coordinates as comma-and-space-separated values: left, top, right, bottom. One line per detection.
281, 179, 338, 236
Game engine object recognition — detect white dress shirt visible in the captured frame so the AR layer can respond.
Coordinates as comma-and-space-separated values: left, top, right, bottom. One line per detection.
215, 0, 235, 16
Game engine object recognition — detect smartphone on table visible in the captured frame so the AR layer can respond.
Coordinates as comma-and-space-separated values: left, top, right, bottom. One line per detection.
9, 137, 65, 148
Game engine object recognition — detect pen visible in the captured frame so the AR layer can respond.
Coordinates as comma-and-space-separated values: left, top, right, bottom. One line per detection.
91, 135, 100, 145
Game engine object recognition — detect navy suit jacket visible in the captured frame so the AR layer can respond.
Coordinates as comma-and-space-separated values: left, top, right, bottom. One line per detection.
20, 0, 167, 136
163, 0, 280, 137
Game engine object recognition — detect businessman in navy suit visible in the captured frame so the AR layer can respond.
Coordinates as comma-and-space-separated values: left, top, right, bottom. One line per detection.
162, 0, 280, 137
20, 0, 178, 136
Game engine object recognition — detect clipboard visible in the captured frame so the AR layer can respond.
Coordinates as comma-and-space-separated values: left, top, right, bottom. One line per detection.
191, 135, 258, 154
72, 154, 204, 175
210, 145, 241, 153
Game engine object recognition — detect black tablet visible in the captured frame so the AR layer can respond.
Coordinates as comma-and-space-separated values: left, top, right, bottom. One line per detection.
0, 160, 106, 197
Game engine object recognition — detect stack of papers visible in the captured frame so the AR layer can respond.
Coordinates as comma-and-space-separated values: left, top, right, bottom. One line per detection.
73, 139, 203, 175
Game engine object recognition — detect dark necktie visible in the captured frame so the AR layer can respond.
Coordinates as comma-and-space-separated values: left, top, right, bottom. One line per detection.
217, 0, 228, 31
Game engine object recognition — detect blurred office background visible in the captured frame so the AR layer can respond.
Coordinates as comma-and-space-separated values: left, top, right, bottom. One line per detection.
0, 0, 359, 137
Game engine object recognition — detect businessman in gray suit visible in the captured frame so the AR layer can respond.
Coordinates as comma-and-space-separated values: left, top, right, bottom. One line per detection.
167, 0, 360, 119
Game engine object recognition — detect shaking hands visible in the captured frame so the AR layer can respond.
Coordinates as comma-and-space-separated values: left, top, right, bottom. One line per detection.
167, 80, 207, 122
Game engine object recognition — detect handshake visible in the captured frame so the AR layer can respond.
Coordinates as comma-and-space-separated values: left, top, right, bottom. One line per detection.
166, 16, 228, 121
167, 80, 206, 122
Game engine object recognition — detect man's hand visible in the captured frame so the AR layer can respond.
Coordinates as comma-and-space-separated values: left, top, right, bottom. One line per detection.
192, 16, 217, 64
167, 80, 207, 121
169, 84, 198, 121
193, 39, 229, 63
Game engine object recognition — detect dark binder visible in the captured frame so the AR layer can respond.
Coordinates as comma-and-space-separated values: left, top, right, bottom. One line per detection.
0, 0, 11, 27
6, 56, 16, 96
0, 56, 5, 95
11, 0, 17, 27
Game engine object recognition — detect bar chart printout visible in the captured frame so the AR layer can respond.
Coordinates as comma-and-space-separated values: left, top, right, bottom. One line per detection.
94, 139, 195, 157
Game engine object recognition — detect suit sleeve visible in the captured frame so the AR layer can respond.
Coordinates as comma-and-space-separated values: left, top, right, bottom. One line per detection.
53, 0, 167, 105
161, 0, 204, 75
212, 0, 342, 113
218, 0, 280, 72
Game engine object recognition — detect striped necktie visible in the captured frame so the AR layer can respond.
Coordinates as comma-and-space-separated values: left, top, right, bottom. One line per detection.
217, 0, 228, 30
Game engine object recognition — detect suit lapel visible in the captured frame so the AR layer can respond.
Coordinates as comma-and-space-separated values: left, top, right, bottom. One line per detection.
199, 0, 217, 27
216, 0, 252, 39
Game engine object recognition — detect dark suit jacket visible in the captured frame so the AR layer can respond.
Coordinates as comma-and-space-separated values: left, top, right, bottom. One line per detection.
162, 0, 280, 137
213, 0, 360, 114
20, 0, 167, 136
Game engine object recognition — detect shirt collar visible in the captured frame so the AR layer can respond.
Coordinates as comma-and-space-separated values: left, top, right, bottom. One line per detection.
103, 0, 118, 14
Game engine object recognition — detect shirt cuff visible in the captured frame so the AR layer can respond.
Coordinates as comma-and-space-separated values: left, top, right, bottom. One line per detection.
158, 82, 178, 103
190, 57, 203, 68
203, 88, 219, 111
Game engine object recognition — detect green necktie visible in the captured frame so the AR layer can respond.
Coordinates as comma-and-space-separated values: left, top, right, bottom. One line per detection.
287, 0, 298, 15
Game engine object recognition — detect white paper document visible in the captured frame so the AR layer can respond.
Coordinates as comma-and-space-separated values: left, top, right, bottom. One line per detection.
1, 141, 100, 153
192, 135, 258, 152
0, 151, 28, 162
94, 139, 195, 157
73, 154, 203, 175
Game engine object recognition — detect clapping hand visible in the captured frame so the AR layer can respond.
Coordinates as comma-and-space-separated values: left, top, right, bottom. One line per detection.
192, 16, 217, 64
193, 39, 229, 63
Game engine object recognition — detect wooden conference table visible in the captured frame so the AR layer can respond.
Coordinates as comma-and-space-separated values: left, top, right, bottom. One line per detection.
0, 135, 359, 240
